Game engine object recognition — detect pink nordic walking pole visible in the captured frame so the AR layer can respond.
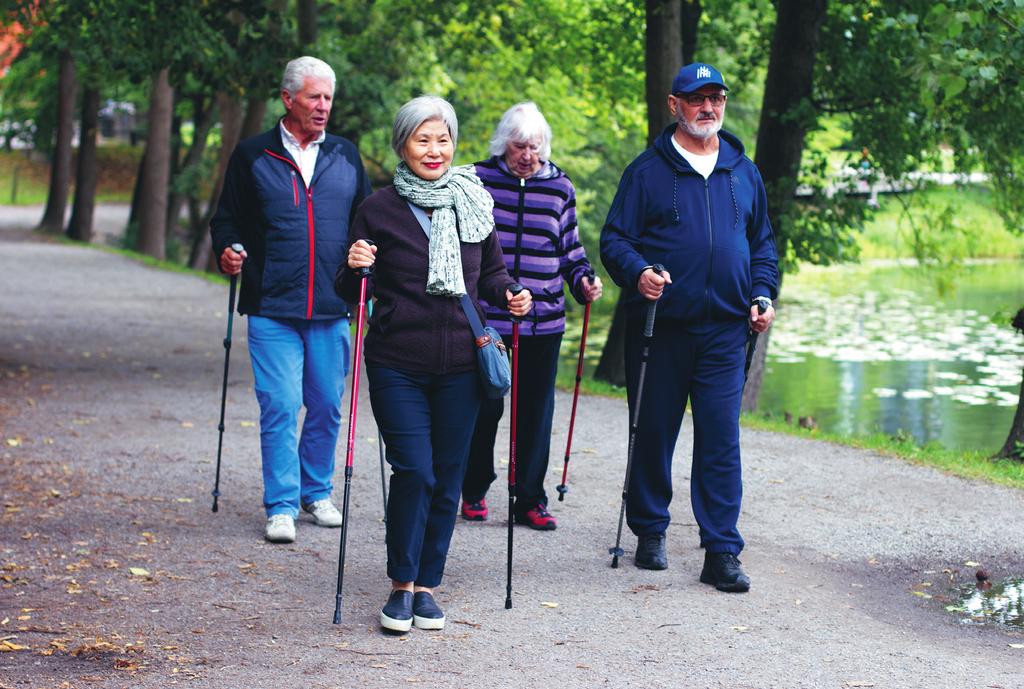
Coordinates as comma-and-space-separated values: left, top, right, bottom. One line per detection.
505, 282, 525, 610
556, 268, 595, 502
333, 241, 374, 625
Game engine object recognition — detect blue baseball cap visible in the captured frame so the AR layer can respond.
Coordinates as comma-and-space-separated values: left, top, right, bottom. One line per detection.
671, 63, 729, 94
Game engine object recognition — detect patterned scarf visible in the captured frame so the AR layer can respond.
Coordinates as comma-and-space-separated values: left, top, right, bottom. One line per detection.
393, 162, 495, 296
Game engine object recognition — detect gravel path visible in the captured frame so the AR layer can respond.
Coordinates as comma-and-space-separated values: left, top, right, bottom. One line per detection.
1, 220, 1023, 689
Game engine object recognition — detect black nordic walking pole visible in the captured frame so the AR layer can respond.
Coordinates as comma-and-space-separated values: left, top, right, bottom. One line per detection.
556, 268, 595, 502
505, 282, 525, 610
333, 242, 374, 625
212, 242, 245, 513
610, 264, 664, 568
743, 300, 769, 383
366, 300, 389, 521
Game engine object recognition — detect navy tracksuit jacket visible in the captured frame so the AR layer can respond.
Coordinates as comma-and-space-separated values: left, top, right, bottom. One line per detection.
600, 124, 779, 553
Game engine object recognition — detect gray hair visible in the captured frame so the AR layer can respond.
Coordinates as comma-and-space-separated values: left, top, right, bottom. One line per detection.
281, 56, 336, 97
391, 96, 459, 159
488, 101, 552, 160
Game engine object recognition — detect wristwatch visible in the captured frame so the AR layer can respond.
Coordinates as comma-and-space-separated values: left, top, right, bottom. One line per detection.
751, 296, 772, 313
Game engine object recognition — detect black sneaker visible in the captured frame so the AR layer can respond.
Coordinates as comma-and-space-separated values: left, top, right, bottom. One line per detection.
412, 591, 446, 630
700, 552, 751, 592
380, 590, 413, 633
635, 533, 667, 570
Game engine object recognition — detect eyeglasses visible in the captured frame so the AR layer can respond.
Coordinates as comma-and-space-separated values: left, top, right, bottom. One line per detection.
676, 93, 727, 107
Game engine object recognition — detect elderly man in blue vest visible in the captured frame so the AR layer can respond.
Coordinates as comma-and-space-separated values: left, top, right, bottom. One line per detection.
601, 63, 779, 591
211, 56, 372, 543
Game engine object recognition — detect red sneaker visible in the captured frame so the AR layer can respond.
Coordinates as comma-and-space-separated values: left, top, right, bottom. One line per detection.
515, 503, 557, 531
461, 498, 488, 521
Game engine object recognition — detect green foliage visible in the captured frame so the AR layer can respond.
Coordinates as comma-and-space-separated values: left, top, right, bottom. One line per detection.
858, 186, 1024, 261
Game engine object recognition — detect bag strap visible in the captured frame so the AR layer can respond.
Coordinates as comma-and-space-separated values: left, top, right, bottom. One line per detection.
407, 200, 486, 341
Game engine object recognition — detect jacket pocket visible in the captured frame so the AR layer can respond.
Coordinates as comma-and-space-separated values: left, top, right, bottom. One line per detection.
370, 301, 396, 335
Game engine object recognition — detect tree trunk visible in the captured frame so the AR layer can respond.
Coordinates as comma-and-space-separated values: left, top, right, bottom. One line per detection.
593, 294, 629, 387
167, 96, 215, 238
996, 367, 1024, 460
189, 92, 244, 271
297, 0, 317, 45
681, 0, 701, 64
240, 96, 268, 139
644, 0, 683, 147
136, 67, 174, 260
37, 50, 77, 234
595, 0, 685, 386
742, 0, 827, 413
996, 308, 1024, 460
66, 87, 100, 243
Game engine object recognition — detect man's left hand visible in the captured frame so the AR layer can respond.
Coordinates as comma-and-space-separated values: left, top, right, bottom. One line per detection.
749, 303, 775, 333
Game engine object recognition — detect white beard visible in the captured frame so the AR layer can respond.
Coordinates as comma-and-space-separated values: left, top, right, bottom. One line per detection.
680, 116, 722, 140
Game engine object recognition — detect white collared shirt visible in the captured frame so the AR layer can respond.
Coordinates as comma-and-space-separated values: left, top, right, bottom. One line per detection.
279, 121, 325, 188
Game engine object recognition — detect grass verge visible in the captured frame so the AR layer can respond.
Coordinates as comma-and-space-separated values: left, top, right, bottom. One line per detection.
743, 412, 1024, 490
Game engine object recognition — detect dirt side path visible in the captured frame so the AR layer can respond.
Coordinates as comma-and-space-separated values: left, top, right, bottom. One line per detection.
1, 228, 1022, 689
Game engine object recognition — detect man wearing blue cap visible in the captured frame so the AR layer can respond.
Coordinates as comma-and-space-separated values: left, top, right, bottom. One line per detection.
600, 63, 779, 591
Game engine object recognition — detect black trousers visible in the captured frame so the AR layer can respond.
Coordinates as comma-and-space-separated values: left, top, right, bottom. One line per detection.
462, 333, 562, 515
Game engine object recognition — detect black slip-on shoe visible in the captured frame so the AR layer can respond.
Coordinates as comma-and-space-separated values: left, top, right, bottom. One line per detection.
635, 533, 668, 570
412, 591, 446, 630
380, 590, 413, 633
700, 551, 751, 592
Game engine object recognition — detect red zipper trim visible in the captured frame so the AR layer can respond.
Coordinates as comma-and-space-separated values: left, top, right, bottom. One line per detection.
305, 187, 315, 319
291, 173, 299, 207
264, 149, 316, 319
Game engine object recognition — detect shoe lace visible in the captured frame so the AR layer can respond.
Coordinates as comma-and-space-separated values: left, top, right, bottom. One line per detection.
718, 553, 741, 566
532, 504, 552, 519
269, 514, 291, 526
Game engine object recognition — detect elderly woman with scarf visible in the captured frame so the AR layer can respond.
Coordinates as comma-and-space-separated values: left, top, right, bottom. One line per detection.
460, 102, 603, 531
336, 96, 531, 634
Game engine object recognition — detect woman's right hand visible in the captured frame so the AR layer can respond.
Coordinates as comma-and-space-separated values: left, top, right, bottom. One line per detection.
348, 239, 377, 270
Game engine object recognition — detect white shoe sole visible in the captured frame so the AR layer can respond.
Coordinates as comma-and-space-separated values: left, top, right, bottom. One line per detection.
264, 531, 295, 543
380, 611, 412, 633
413, 614, 445, 630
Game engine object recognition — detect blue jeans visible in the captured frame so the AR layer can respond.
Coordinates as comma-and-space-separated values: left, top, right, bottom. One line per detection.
247, 316, 349, 518
367, 366, 481, 587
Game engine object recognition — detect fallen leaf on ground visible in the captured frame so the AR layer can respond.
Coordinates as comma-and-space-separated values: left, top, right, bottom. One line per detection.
1008, 643, 1024, 649
731, 625, 750, 632
180, 422, 194, 428
0, 640, 29, 651
129, 568, 151, 577
911, 591, 932, 599
843, 683, 875, 688
540, 602, 559, 608
240, 421, 256, 427
965, 561, 980, 567
5, 438, 20, 447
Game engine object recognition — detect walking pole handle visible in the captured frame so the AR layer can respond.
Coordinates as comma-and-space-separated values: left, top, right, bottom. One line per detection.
356, 239, 375, 278
643, 264, 664, 338
508, 282, 526, 322
230, 242, 244, 254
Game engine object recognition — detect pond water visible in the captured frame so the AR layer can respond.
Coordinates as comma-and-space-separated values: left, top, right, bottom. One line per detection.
561, 260, 1024, 453
760, 261, 1024, 452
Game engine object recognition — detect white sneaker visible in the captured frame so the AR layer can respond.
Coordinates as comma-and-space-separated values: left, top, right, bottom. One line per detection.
264, 514, 296, 543
303, 499, 344, 527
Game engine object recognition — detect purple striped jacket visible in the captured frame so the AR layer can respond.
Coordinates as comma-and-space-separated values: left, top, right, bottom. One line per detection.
475, 157, 593, 336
